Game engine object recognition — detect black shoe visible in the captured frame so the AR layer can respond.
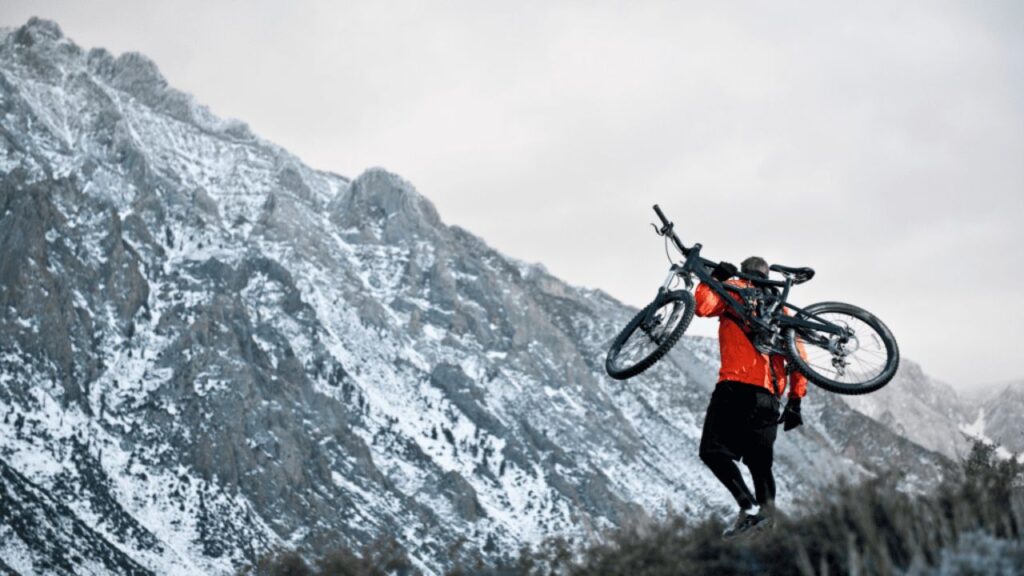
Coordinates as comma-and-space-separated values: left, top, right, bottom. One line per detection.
722, 510, 752, 540
722, 509, 771, 540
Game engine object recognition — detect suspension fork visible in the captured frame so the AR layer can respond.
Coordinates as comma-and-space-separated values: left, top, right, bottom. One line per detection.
659, 268, 679, 292
641, 266, 685, 329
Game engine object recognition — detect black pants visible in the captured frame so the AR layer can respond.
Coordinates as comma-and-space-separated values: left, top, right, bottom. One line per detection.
699, 380, 780, 509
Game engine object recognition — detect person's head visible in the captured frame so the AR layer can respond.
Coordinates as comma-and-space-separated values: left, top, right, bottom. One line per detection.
741, 256, 769, 279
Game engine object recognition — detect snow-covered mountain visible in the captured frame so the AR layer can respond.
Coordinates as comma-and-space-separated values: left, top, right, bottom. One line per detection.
0, 18, 951, 575
963, 381, 1024, 456
841, 360, 972, 460
841, 364, 1024, 462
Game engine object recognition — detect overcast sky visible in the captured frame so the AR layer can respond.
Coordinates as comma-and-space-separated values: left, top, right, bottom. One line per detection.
4, 1, 1022, 390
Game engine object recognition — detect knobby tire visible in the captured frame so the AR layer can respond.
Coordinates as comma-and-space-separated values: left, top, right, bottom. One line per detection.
786, 301, 899, 395
605, 290, 695, 380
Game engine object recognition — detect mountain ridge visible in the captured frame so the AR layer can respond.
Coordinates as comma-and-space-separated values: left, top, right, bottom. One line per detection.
841, 363, 1024, 461
1, 17, 955, 575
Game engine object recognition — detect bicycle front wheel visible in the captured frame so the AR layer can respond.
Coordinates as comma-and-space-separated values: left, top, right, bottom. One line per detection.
605, 290, 695, 380
786, 301, 899, 395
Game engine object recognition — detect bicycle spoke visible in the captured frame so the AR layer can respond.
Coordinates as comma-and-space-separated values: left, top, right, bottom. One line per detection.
794, 308, 892, 386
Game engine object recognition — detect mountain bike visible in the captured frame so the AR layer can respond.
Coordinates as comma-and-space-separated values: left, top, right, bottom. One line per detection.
604, 205, 900, 395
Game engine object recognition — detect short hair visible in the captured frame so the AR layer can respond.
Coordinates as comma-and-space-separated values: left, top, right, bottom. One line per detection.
741, 256, 769, 279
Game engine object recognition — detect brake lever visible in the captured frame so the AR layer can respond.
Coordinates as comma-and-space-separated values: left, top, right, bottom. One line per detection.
651, 223, 664, 236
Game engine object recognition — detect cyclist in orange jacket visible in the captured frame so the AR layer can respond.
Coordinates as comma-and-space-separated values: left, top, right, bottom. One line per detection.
695, 256, 806, 539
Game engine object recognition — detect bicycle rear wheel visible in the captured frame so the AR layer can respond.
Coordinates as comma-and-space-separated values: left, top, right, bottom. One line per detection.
786, 301, 899, 395
605, 290, 695, 380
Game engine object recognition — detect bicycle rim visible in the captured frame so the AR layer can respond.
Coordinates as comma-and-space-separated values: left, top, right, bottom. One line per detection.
607, 294, 691, 376
790, 302, 899, 393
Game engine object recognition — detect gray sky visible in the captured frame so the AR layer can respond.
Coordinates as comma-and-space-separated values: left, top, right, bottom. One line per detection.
4, 1, 1023, 389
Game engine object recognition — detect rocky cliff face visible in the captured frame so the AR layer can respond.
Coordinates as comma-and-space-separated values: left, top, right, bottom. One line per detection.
0, 18, 951, 575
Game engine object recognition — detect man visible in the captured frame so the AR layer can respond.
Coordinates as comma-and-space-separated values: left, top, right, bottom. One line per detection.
695, 256, 806, 539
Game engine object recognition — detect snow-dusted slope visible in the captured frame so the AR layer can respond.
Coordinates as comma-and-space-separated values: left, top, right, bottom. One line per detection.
841, 360, 973, 460
0, 18, 950, 575
963, 381, 1024, 456
841, 363, 1024, 462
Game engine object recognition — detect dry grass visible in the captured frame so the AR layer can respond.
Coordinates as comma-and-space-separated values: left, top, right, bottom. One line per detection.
244, 441, 1022, 576
507, 441, 1023, 576
242, 537, 415, 576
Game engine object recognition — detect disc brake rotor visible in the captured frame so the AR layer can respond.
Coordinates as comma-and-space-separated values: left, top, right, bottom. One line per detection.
644, 302, 682, 343
827, 322, 859, 375
641, 313, 665, 343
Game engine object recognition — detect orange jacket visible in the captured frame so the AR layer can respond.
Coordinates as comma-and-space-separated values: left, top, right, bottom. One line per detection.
695, 279, 807, 399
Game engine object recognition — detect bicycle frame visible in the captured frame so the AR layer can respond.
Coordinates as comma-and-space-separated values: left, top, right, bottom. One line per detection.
647, 208, 847, 353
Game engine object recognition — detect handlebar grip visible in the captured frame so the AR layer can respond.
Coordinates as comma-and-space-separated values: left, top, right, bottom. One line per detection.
652, 204, 691, 256
653, 204, 670, 227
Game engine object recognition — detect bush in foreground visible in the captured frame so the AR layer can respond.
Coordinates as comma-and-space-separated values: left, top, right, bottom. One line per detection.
243, 537, 414, 576
509, 441, 1022, 576
245, 441, 1022, 575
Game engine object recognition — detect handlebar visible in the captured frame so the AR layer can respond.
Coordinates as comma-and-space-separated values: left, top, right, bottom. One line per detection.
652, 204, 690, 256
653, 204, 670, 228
652, 204, 786, 288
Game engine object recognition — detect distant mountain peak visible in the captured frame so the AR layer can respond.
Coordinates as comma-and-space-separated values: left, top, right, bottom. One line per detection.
4, 17, 255, 148
13, 17, 65, 45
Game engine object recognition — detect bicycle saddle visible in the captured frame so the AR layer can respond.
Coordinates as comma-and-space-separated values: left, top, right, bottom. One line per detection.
769, 264, 815, 284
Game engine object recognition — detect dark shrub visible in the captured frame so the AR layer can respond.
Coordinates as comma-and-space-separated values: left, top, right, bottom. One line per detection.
498, 440, 1023, 576
244, 441, 1023, 576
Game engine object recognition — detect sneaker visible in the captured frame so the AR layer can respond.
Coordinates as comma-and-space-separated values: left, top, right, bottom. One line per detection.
722, 509, 752, 540
722, 509, 771, 540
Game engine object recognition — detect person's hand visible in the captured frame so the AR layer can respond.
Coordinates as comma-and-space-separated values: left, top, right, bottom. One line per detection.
783, 397, 803, 431
711, 261, 738, 281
